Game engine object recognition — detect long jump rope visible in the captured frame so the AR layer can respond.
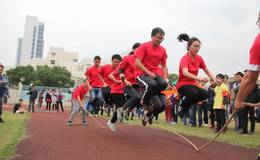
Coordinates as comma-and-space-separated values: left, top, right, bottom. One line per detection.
81, 102, 260, 152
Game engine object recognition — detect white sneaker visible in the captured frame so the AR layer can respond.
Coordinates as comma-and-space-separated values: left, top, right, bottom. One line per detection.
107, 120, 116, 132
171, 122, 177, 125
203, 124, 208, 127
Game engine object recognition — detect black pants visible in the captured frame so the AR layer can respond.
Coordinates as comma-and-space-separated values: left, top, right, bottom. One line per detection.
52, 103, 57, 111
214, 109, 226, 131
56, 100, 64, 112
208, 103, 215, 127
243, 106, 255, 132
146, 95, 164, 117
237, 109, 244, 130
197, 102, 208, 126
123, 85, 141, 110
28, 99, 35, 112
102, 87, 112, 106
136, 75, 167, 106
178, 85, 209, 109
0, 97, 3, 117
153, 93, 166, 116
46, 101, 51, 111
111, 94, 126, 123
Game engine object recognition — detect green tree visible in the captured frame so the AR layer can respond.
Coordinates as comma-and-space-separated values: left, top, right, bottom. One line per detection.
6, 65, 35, 88
6, 65, 75, 88
168, 73, 178, 84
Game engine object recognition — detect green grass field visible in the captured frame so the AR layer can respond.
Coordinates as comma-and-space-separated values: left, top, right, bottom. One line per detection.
0, 112, 29, 160
121, 115, 260, 149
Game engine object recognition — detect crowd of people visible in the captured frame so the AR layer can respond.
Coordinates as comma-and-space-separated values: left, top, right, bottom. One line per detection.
0, 12, 259, 138
12, 87, 66, 114
67, 24, 260, 135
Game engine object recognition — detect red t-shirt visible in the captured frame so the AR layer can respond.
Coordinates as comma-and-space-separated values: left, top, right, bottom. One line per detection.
249, 33, 260, 71
134, 41, 167, 77
72, 85, 89, 101
176, 54, 207, 90
85, 66, 103, 88
100, 64, 114, 87
155, 67, 164, 77
110, 67, 124, 94
119, 55, 137, 84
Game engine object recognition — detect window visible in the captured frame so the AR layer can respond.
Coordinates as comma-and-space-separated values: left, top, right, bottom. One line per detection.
73, 59, 78, 62
51, 52, 56, 56
50, 60, 55, 65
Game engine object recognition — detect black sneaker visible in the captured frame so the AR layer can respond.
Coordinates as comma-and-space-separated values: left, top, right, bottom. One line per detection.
67, 121, 72, 126
0, 117, 4, 123
148, 114, 153, 125
82, 121, 88, 127
141, 115, 148, 126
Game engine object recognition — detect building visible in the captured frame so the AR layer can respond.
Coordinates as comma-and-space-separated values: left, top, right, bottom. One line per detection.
15, 38, 23, 65
23, 47, 110, 86
16, 15, 44, 65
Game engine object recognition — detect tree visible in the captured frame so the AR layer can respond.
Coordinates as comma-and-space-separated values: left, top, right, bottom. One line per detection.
6, 65, 75, 88
6, 65, 35, 88
168, 73, 178, 84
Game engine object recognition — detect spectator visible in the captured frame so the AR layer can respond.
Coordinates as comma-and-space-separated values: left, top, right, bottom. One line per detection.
213, 74, 229, 133
45, 90, 52, 112
37, 91, 44, 112
56, 90, 64, 112
240, 84, 260, 134
0, 64, 7, 123
208, 79, 216, 128
197, 81, 209, 127
27, 84, 38, 112
13, 99, 26, 114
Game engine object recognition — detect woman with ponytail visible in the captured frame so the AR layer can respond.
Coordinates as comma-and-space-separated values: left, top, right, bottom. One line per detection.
176, 33, 216, 118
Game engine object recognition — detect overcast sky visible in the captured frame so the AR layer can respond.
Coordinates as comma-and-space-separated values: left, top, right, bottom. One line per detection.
0, 0, 259, 76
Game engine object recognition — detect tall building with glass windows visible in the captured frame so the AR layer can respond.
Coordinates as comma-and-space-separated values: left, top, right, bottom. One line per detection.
16, 15, 44, 65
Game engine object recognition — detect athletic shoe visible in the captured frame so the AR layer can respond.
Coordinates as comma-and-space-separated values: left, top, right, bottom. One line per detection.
171, 122, 177, 125
190, 124, 196, 127
107, 120, 116, 132
67, 121, 72, 127
248, 130, 254, 135
0, 117, 4, 123
141, 115, 148, 126
94, 114, 98, 118
82, 121, 88, 127
148, 114, 153, 125
203, 124, 208, 127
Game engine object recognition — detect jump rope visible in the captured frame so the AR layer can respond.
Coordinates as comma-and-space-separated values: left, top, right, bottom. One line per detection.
79, 102, 259, 152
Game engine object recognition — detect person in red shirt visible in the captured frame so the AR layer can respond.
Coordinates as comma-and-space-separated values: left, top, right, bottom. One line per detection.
235, 11, 260, 110
176, 33, 215, 118
134, 27, 168, 125
118, 43, 142, 119
85, 56, 104, 117
67, 80, 89, 126
100, 54, 122, 116
106, 55, 124, 132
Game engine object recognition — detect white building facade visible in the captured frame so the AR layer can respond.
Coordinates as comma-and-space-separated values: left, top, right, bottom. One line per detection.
16, 15, 44, 65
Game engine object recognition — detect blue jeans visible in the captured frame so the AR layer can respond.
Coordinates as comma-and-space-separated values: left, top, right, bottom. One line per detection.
90, 88, 103, 115
197, 102, 208, 126
189, 104, 197, 125
182, 107, 190, 125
